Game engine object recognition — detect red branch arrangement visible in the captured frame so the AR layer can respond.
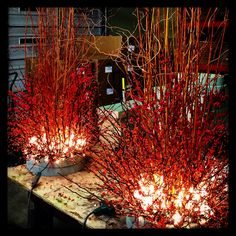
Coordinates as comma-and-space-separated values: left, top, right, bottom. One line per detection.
8, 8, 98, 165
7, 7, 229, 228
87, 8, 229, 228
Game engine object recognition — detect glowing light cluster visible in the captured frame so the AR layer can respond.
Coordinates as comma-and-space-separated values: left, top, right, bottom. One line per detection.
133, 170, 227, 226
24, 127, 87, 163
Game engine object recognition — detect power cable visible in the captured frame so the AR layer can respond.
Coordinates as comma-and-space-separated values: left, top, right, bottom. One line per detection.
27, 162, 49, 228
82, 201, 115, 230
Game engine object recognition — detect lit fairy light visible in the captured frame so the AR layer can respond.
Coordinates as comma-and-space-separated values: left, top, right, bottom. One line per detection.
63, 147, 69, 154
133, 169, 227, 227
172, 211, 182, 225
26, 127, 87, 162
133, 177, 156, 210
29, 136, 37, 144
77, 138, 86, 147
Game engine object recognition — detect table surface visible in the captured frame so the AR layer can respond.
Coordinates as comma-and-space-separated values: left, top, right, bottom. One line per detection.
7, 164, 127, 229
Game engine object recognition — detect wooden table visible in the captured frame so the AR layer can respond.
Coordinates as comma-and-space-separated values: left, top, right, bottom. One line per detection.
7, 164, 127, 229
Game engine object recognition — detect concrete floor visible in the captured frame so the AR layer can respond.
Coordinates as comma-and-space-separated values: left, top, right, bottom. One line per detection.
7, 179, 83, 229
8, 179, 28, 229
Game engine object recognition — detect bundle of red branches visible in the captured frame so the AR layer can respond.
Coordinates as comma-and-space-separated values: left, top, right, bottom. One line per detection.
8, 66, 97, 163
8, 8, 98, 164
87, 7, 229, 228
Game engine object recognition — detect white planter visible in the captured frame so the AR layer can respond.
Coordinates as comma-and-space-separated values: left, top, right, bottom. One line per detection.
26, 155, 87, 176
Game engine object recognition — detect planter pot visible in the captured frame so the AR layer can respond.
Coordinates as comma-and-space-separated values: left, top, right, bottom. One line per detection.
26, 155, 88, 176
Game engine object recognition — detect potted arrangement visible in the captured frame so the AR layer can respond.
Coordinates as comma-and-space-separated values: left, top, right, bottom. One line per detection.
8, 8, 99, 176
87, 7, 229, 228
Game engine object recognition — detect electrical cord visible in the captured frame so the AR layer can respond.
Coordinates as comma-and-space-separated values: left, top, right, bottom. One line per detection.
82, 201, 115, 230
27, 162, 49, 228
106, 73, 116, 97
82, 211, 94, 230
9, 71, 18, 93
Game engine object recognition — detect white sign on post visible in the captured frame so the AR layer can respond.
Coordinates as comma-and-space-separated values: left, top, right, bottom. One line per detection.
106, 88, 114, 95
105, 66, 112, 73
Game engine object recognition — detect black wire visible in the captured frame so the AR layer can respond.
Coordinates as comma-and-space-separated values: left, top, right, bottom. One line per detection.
57, 172, 103, 202
82, 211, 95, 230
26, 162, 49, 228
9, 71, 18, 92
27, 188, 34, 228
81, 201, 116, 230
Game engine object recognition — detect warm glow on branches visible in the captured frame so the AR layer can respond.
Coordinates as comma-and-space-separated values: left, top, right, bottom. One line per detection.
88, 7, 229, 228
8, 8, 99, 164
